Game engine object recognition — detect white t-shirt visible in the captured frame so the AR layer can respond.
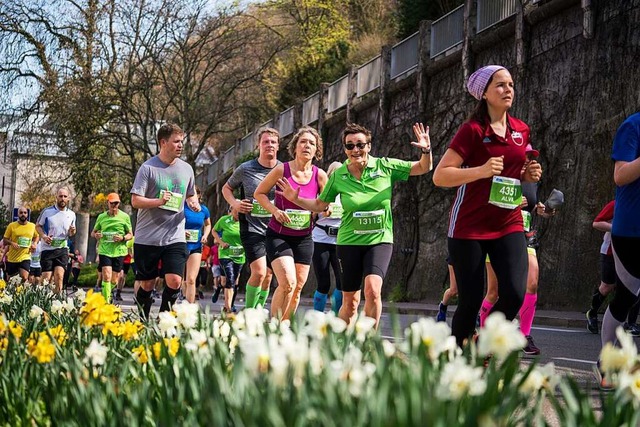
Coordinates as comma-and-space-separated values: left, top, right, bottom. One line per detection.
36, 205, 76, 252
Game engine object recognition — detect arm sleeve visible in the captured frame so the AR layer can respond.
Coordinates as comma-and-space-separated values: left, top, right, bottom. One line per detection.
226, 164, 245, 190
382, 157, 412, 183
131, 164, 149, 196
318, 172, 337, 203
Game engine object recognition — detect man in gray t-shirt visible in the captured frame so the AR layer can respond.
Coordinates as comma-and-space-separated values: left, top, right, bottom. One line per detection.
131, 123, 198, 319
222, 128, 280, 309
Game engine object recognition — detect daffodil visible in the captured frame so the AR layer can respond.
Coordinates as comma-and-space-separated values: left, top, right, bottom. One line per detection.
173, 302, 199, 329
437, 357, 487, 400
477, 312, 527, 360
48, 325, 68, 346
29, 305, 45, 320
152, 337, 180, 360
84, 339, 109, 366
132, 345, 149, 364
9, 321, 23, 340
26, 332, 56, 363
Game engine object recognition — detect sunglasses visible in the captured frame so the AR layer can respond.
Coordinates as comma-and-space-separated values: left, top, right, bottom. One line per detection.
109, 201, 120, 205
344, 142, 369, 150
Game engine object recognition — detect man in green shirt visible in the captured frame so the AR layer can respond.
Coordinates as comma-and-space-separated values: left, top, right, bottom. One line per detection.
91, 193, 133, 303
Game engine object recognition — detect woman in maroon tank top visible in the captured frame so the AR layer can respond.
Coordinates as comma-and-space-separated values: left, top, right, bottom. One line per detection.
255, 127, 328, 320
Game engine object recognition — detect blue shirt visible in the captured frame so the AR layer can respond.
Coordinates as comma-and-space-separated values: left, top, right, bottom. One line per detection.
184, 204, 210, 251
612, 112, 640, 237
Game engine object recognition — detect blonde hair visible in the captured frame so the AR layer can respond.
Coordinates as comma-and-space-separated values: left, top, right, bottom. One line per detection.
287, 127, 323, 160
256, 127, 280, 148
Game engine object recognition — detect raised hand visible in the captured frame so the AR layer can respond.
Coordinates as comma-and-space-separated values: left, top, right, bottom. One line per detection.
276, 178, 300, 202
410, 123, 431, 152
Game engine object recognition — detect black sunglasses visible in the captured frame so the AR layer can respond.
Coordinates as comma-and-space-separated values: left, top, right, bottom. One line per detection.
109, 201, 120, 205
344, 142, 369, 150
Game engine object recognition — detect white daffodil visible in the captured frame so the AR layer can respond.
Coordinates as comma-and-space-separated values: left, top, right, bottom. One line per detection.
0, 292, 13, 304
382, 340, 396, 358
437, 357, 487, 400
329, 346, 376, 397
63, 298, 75, 312
84, 339, 109, 366
328, 314, 347, 334
51, 300, 64, 314
302, 310, 329, 340
220, 321, 231, 340
233, 308, 267, 336
406, 317, 456, 361
8, 275, 22, 286
173, 302, 199, 329
518, 363, 558, 394
618, 369, 640, 401
157, 311, 179, 337
477, 312, 527, 360
353, 316, 377, 341
239, 336, 270, 375
74, 289, 86, 301
600, 326, 639, 375
29, 304, 44, 320
184, 329, 210, 358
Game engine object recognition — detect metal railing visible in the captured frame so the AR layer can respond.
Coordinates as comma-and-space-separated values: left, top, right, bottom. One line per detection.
327, 75, 349, 113
207, 160, 218, 184
477, 0, 517, 33
279, 107, 294, 137
221, 146, 235, 173
302, 92, 319, 125
391, 32, 419, 79
239, 132, 254, 155
430, 4, 464, 58
357, 55, 381, 97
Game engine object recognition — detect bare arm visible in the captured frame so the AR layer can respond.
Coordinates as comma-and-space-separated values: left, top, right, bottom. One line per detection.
593, 220, 612, 233
614, 159, 640, 186
35, 224, 52, 245
211, 229, 227, 249
222, 183, 252, 214
201, 218, 212, 245
254, 165, 284, 216
131, 191, 172, 209
433, 149, 503, 188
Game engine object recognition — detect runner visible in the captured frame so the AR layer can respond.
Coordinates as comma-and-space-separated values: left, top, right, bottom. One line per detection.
212, 207, 245, 313
36, 187, 77, 294
279, 122, 432, 327
210, 243, 222, 301
3, 205, 38, 282
29, 241, 43, 285
598, 112, 640, 390
92, 193, 133, 303
131, 123, 198, 319
197, 243, 211, 300
222, 127, 280, 309
183, 185, 211, 303
432, 65, 542, 346
255, 126, 326, 320
436, 258, 458, 322
70, 249, 84, 290
311, 161, 343, 314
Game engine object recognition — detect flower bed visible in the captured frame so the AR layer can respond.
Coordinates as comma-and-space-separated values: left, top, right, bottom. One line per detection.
0, 276, 638, 426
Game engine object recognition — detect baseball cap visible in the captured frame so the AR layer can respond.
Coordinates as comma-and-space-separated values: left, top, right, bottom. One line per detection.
107, 193, 121, 203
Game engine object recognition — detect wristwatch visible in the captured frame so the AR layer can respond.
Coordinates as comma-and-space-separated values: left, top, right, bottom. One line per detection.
421, 147, 431, 154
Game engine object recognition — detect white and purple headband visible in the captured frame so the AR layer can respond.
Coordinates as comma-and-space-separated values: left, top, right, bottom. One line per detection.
467, 65, 506, 101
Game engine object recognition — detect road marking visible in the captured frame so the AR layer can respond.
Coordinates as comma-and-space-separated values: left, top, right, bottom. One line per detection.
532, 326, 584, 333
553, 357, 596, 365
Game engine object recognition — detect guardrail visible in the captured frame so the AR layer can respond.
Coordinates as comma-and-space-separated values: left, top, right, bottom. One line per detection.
221, 146, 235, 173
278, 107, 294, 137
327, 75, 349, 113
357, 55, 381, 97
430, 4, 464, 58
477, 0, 517, 33
391, 33, 419, 79
239, 132, 254, 155
302, 92, 320, 125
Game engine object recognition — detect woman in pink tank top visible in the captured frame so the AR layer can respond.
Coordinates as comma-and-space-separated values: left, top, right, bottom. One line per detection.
255, 127, 327, 320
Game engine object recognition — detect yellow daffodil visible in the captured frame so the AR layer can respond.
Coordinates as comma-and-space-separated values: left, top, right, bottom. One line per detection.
152, 337, 180, 360
48, 325, 68, 346
132, 345, 149, 364
26, 332, 55, 363
9, 321, 23, 340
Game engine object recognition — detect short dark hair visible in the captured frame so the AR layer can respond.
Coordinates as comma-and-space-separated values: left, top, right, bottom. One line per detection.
287, 127, 323, 160
256, 127, 280, 148
157, 123, 184, 144
341, 123, 372, 145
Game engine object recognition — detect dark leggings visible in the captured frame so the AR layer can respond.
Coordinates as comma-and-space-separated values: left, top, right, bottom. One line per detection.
448, 232, 528, 346
196, 267, 208, 287
220, 259, 242, 290
312, 242, 342, 294
608, 236, 640, 322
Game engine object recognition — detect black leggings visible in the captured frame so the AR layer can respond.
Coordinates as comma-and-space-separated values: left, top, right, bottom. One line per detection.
609, 236, 640, 322
312, 242, 342, 294
448, 232, 528, 346
196, 267, 208, 287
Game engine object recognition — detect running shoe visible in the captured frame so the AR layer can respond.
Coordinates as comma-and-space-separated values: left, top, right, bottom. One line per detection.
211, 287, 221, 303
624, 322, 640, 337
586, 309, 599, 334
523, 335, 541, 356
593, 361, 615, 391
436, 302, 447, 322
